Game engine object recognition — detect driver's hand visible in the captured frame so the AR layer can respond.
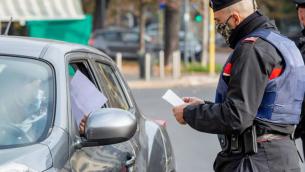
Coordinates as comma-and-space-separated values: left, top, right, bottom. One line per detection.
79, 114, 89, 136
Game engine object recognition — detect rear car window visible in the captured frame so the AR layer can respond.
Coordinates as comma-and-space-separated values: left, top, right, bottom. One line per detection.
0, 56, 54, 148
102, 32, 121, 42
122, 32, 139, 43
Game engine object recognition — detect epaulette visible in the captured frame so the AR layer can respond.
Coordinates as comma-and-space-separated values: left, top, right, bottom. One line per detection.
242, 37, 258, 43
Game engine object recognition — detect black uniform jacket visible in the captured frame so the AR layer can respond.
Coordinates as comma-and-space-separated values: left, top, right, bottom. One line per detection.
183, 11, 294, 136
291, 29, 305, 61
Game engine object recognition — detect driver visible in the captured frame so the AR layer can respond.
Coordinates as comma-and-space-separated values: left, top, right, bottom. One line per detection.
0, 72, 47, 143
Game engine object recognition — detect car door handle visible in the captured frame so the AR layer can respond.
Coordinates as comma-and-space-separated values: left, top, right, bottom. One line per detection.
125, 155, 136, 167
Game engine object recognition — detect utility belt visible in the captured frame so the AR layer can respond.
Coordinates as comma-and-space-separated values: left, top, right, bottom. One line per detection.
218, 125, 291, 155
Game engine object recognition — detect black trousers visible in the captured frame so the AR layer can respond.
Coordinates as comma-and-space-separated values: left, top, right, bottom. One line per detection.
301, 135, 305, 158
213, 138, 300, 172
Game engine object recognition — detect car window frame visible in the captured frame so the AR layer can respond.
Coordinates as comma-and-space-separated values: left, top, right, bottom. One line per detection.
94, 61, 132, 110
0, 55, 56, 149
67, 54, 109, 107
65, 53, 110, 138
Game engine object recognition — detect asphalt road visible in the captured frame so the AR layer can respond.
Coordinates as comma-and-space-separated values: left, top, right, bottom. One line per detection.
132, 84, 219, 172
131, 85, 305, 172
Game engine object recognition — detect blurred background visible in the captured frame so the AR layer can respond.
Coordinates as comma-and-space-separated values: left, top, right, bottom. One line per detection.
0, 0, 301, 76
0, 1, 304, 171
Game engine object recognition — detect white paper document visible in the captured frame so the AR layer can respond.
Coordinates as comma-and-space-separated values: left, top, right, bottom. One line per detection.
70, 71, 108, 125
162, 89, 184, 106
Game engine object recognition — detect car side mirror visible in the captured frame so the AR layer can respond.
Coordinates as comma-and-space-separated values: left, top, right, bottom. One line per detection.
81, 108, 137, 147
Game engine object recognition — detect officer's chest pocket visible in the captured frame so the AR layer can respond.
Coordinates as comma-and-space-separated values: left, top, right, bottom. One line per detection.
295, 66, 305, 100
293, 66, 305, 101
295, 80, 305, 101
275, 69, 304, 105
274, 81, 304, 116
290, 80, 305, 115
275, 81, 295, 105
275, 67, 305, 116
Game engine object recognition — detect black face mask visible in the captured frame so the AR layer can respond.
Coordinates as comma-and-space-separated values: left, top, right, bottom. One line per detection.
215, 15, 233, 45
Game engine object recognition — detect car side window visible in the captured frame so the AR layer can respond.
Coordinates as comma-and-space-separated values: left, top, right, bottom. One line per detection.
69, 62, 95, 82
122, 32, 139, 43
95, 62, 130, 110
68, 60, 108, 128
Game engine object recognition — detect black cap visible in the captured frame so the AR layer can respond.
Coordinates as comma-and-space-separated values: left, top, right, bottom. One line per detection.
294, 0, 305, 5
210, 0, 243, 12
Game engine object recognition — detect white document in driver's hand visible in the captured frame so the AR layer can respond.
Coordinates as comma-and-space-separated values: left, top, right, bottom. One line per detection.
70, 70, 108, 126
162, 89, 184, 106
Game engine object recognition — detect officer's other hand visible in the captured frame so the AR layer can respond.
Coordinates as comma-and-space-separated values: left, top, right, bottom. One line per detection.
172, 104, 189, 125
183, 97, 204, 105
79, 114, 89, 136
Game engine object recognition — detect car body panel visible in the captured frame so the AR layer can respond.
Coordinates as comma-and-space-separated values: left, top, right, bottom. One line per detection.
41, 127, 69, 171
0, 144, 52, 171
0, 36, 49, 58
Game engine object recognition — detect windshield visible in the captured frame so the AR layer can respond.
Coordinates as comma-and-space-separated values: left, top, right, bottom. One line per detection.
0, 57, 54, 148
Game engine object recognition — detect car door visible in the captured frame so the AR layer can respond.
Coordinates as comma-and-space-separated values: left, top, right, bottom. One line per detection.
89, 53, 176, 172
66, 53, 137, 172
88, 53, 145, 171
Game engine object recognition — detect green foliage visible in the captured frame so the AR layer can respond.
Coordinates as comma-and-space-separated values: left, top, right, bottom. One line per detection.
257, 0, 299, 34
182, 63, 222, 74
82, 0, 95, 14
257, 0, 297, 19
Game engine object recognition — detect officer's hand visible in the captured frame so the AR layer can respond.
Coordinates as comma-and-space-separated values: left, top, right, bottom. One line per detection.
183, 97, 204, 105
172, 103, 189, 125
79, 114, 89, 136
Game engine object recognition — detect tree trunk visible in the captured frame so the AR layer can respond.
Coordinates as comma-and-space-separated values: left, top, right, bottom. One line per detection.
139, 0, 146, 54
93, 0, 109, 31
201, 0, 209, 67
164, 1, 180, 66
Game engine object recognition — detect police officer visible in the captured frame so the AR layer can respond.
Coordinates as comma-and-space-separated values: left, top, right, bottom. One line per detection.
172, 0, 305, 171
292, 0, 305, 60
293, 0, 305, 158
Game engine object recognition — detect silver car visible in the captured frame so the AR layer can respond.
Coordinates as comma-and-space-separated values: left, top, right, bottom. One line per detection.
0, 36, 175, 172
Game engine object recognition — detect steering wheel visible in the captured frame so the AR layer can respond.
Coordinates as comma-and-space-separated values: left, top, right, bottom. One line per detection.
0, 123, 30, 145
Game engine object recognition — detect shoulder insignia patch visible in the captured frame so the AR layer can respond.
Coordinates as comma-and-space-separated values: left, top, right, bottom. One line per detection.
269, 68, 283, 80
223, 63, 232, 76
242, 37, 258, 43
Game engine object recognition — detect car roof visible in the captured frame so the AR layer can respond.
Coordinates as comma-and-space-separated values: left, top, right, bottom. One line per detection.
0, 36, 110, 61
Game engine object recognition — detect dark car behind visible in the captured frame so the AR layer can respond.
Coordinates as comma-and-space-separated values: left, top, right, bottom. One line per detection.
89, 27, 159, 59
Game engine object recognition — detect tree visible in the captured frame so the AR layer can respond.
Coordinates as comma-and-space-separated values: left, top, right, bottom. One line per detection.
93, 0, 111, 30
139, 0, 146, 54
82, 0, 111, 30
101, 0, 156, 52
257, 0, 298, 34
82, 0, 95, 14
257, 0, 296, 19
164, 1, 181, 66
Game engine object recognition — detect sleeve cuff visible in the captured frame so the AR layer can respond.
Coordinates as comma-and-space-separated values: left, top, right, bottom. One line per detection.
183, 105, 196, 123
